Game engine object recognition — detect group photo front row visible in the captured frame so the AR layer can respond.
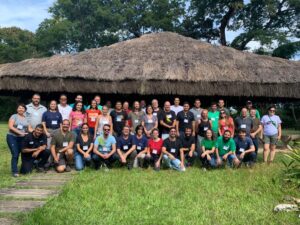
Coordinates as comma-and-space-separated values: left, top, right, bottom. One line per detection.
6, 93, 282, 176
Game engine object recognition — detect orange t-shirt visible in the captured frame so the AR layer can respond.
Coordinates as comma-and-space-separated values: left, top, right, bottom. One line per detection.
219, 117, 234, 135
85, 109, 101, 128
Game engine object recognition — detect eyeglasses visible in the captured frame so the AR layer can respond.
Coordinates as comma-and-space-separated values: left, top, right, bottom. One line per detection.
269, 110, 275, 112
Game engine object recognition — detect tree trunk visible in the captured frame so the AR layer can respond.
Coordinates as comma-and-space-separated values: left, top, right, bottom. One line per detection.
219, 6, 236, 46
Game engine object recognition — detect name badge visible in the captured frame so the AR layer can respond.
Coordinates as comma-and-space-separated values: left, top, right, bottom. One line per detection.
102, 120, 108, 125
77, 120, 82, 125
83, 145, 88, 151
223, 146, 229, 150
184, 119, 189, 123
63, 142, 68, 147
152, 149, 158, 154
17, 124, 23, 130
153, 112, 157, 117
91, 117, 96, 122
241, 124, 246, 128
102, 147, 108, 152
33, 112, 39, 116
123, 145, 128, 150
171, 148, 176, 153
167, 115, 172, 119
137, 146, 142, 150
29, 141, 34, 144
239, 148, 245, 152
197, 115, 201, 118
204, 127, 208, 131
135, 119, 139, 123
211, 118, 215, 121
52, 120, 58, 125
148, 119, 153, 123
224, 126, 228, 130
116, 116, 122, 122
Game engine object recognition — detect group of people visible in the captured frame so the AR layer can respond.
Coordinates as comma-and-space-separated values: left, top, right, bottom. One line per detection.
6, 94, 282, 177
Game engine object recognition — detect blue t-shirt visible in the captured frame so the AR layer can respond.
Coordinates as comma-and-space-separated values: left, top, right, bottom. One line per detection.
117, 135, 135, 152
133, 135, 148, 153
234, 136, 254, 155
94, 134, 116, 154
42, 111, 63, 130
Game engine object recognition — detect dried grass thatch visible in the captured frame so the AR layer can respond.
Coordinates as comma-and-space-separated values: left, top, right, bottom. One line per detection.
0, 32, 299, 97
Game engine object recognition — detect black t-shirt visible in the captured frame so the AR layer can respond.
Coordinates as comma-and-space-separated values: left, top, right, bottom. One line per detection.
180, 135, 195, 149
76, 134, 93, 152
197, 119, 211, 137
22, 132, 47, 150
176, 111, 195, 132
163, 138, 182, 158
110, 110, 128, 136
159, 110, 176, 134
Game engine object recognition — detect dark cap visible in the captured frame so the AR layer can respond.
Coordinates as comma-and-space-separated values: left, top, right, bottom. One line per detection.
246, 100, 252, 104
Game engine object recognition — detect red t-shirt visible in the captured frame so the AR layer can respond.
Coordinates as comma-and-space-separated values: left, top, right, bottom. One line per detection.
219, 117, 234, 135
85, 109, 101, 128
148, 138, 163, 155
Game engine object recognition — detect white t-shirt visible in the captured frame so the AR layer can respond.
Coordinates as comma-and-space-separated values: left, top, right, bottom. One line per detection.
170, 105, 183, 115
58, 104, 72, 120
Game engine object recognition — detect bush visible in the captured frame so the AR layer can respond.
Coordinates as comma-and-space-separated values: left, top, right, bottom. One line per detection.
0, 96, 20, 121
283, 148, 300, 188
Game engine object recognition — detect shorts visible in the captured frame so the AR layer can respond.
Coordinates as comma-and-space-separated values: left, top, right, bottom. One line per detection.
263, 134, 278, 145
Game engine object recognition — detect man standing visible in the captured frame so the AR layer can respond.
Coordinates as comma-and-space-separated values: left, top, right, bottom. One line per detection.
176, 102, 195, 137
246, 100, 260, 119
128, 101, 145, 133
208, 102, 220, 137
162, 127, 185, 171
26, 93, 47, 129
93, 124, 118, 170
196, 109, 212, 152
151, 99, 163, 118
215, 130, 239, 167
190, 99, 203, 122
171, 97, 183, 115
234, 129, 256, 166
58, 94, 72, 120
180, 127, 196, 167
159, 101, 176, 140
140, 100, 147, 112
110, 101, 128, 137
218, 99, 230, 116
117, 126, 137, 170
21, 124, 50, 174
50, 119, 75, 173
86, 95, 103, 110
235, 107, 253, 137
69, 94, 87, 109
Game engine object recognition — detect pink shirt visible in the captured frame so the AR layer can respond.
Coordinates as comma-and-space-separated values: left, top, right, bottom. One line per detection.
69, 111, 86, 130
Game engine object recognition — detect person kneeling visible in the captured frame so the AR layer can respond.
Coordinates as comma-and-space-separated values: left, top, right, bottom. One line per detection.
133, 125, 148, 168
180, 127, 196, 168
215, 130, 239, 168
50, 119, 75, 173
234, 129, 256, 167
21, 124, 50, 174
200, 129, 217, 169
145, 128, 163, 171
162, 127, 185, 171
92, 124, 118, 170
117, 126, 137, 170
75, 123, 93, 171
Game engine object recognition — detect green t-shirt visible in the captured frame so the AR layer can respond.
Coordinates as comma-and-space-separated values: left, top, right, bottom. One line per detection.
215, 136, 236, 156
208, 111, 220, 133
51, 130, 76, 153
201, 139, 215, 150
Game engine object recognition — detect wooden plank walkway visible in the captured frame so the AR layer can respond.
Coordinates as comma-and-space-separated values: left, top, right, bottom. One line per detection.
0, 171, 75, 224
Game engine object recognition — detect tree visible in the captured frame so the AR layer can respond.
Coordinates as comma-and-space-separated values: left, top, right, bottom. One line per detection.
0, 27, 44, 64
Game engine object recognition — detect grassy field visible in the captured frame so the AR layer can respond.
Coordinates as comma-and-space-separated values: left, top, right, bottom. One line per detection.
0, 123, 299, 225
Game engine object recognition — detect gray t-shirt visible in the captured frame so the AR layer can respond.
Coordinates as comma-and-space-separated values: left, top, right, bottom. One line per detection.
190, 107, 203, 121
26, 103, 47, 128
8, 114, 30, 136
234, 116, 253, 136
142, 115, 157, 131
128, 111, 145, 132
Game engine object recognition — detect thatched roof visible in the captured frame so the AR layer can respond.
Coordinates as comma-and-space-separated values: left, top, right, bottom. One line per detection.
0, 32, 299, 98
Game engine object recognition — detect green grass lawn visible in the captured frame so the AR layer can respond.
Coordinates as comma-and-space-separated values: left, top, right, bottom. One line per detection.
0, 123, 299, 225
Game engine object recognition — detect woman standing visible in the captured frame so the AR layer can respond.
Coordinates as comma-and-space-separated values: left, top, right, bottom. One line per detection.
75, 123, 93, 170
85, 100, 101, 137
200, 129, 217, 169
69, 102, 86, 137
94, 105, 113, 139
218, 110, 235, 137
261, 105, 282, 163
142, 105, 158, 138
42, 100, 63, 149
145, 128, 163, 171
7, 104, 32, 177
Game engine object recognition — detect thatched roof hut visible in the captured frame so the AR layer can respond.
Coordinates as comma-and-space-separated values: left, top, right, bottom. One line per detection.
0, 32, 299, 98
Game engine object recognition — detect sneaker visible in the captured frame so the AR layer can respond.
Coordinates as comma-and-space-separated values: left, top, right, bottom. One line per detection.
12, 173, 19, 177
103, 163, 109, 172
202, 168, 207, 172
65, 165, 72, 172
36, 167, 46, 173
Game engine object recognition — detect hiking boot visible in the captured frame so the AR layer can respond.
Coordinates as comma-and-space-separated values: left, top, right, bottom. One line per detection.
36, 167, 46, 173
65, 165, 72, 172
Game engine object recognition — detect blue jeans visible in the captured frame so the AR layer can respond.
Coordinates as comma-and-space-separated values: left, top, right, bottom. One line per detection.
220, 154, 236, 167
162, 154, 184, 171
251, 137, 259, 160
6, 134, 24, 174
89, 127, 95, 137
75, 151, 92, 170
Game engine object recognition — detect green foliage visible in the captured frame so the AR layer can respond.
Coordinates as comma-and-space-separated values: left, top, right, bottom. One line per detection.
283, 148, 300, 187
0, 27, 45, 63
272, 41, 300, 59
0, 96, 20, 121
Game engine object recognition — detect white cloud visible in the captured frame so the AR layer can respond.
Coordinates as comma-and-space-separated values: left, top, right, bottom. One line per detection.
0, 0, 55, 32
